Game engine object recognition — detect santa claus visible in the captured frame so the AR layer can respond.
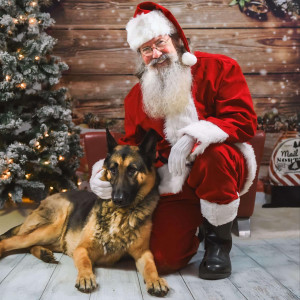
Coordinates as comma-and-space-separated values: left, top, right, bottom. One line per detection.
90, 2, 257, 279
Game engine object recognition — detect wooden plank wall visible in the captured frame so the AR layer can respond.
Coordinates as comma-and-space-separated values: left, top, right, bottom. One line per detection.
48, 0, 300, 165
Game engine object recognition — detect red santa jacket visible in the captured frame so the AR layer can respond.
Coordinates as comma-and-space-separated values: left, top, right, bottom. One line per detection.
119, 52, 257, 195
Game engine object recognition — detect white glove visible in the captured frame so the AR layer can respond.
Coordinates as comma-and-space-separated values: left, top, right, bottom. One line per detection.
89, 169, 112, 199
168, 135, 195, 176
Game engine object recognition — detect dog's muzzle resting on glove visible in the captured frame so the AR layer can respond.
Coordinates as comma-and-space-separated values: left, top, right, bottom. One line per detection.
0, 129, 169, 297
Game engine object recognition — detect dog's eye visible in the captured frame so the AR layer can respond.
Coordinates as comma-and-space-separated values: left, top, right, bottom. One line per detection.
127, 166, 137, 177
109, 166, 117, 176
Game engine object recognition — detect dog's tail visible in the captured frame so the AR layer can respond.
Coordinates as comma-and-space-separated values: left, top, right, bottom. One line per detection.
0, 224, 22, 241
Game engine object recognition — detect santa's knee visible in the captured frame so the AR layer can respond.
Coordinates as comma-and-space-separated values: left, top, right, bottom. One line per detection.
152, 249, 188, 274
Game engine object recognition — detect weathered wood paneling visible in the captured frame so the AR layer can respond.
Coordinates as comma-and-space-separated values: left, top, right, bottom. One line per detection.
59, 74, 300, 118
48, 0, 299, 29
50, 28, 300, 74
48, 0, 300, 165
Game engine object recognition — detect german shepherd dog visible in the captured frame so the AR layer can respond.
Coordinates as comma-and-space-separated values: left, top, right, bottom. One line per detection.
0, 129, 169, 297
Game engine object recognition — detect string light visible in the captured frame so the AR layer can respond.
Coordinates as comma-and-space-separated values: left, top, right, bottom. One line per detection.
35, 56, 40, 61
49, 186, 54, 191
13, 18, 18, 24
5, 75, 11, 81
44, 132, 49, 137
18, 54, 24, 60
8, 193, 12, 198
8, 30, 12, 35
61, 189, 68, 192
1, 170, 11, 180
25, 174, 32, 179
8, 159, 13, 164
29, 18, 37, 25
30, 1, 38, 7
20, 82, 27, 89
58, 155, 65, 161
77, 179, 82, 186
34, 141, 41, 149
44, 161, 50, 165
19, 15, 26, 21
17, 48, 21, 53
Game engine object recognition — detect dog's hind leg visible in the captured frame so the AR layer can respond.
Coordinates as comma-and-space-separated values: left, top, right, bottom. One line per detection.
0, 221, 63, 258
73, 246, 97, 293
30, 246, 58, 264
0, 224, 22, 241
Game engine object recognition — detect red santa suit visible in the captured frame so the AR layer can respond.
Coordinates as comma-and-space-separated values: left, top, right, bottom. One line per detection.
90, 2, 258, 274
117, 51, 257, 272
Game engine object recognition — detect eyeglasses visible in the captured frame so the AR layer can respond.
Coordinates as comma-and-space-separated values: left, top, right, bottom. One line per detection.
139, 37, 171, 57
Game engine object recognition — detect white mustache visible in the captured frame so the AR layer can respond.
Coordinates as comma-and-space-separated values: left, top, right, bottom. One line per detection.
149, 54, 169, 66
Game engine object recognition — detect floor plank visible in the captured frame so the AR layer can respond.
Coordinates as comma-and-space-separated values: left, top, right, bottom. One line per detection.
0, 253, 63, 300
137, 270, 195, 300
90, 258, 143, 300
40, 254, 90, 300
0, 253, 26, 284
180, 250, 247, 300
265, 237, 300, 264
235, 239, 300, 298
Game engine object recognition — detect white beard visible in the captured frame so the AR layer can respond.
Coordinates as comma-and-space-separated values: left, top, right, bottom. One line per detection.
140, 55, 193, 119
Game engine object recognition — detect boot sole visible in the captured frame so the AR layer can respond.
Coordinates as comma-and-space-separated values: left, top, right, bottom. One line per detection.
199, 271, 231, 280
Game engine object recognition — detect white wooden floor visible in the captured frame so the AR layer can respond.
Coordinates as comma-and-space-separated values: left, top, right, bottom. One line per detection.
0, 237, 299, 300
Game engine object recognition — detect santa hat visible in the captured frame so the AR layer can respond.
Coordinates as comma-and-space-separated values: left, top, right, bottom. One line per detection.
126, 2, 197, 66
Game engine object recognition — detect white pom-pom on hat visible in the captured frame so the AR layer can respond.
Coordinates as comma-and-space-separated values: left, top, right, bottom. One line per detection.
182, 52, 197, 66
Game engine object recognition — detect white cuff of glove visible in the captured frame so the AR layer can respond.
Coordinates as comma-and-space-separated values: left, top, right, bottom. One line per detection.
89, 169, 112, 199
168, 134, 195, 176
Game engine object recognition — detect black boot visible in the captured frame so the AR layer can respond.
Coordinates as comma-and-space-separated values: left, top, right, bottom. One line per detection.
199, 219, 233, 280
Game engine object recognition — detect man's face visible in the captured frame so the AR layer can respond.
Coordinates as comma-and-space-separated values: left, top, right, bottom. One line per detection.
139, 35, 177, 67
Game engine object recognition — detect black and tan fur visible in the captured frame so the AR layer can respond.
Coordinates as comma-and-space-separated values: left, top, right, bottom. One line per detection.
0, 129, 169, 296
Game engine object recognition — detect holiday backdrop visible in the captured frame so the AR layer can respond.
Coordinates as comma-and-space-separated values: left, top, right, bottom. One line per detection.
47, 0, 299, 167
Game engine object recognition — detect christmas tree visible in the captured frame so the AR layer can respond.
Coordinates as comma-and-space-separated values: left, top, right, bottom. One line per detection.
0, 0, 83, 207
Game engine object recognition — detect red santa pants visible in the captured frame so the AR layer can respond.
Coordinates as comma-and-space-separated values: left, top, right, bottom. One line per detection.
150, 143, 247, 274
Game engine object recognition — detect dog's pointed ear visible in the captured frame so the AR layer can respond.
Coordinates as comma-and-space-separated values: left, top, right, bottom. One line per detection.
106, 127, 118, 153
139, 129, 157, 163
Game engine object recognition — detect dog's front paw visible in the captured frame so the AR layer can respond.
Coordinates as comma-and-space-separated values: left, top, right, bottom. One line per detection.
75, 273, 98, 293
146, 277, 169, 297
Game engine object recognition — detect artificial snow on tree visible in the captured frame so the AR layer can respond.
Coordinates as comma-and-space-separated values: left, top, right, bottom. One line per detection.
0, 0, 83, 206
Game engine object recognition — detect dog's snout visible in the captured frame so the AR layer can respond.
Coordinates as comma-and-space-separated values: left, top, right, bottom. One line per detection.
112, 191, 130, 207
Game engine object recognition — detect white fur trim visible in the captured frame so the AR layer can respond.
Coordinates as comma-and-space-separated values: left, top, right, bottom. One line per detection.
91, 158, 105, 180
158, 164, 190, 195
200, 198, 240, 226
126, 11, 176, 51
235, 143, 257, 196
178, 120, 229, 159
182, 52, 197, 66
